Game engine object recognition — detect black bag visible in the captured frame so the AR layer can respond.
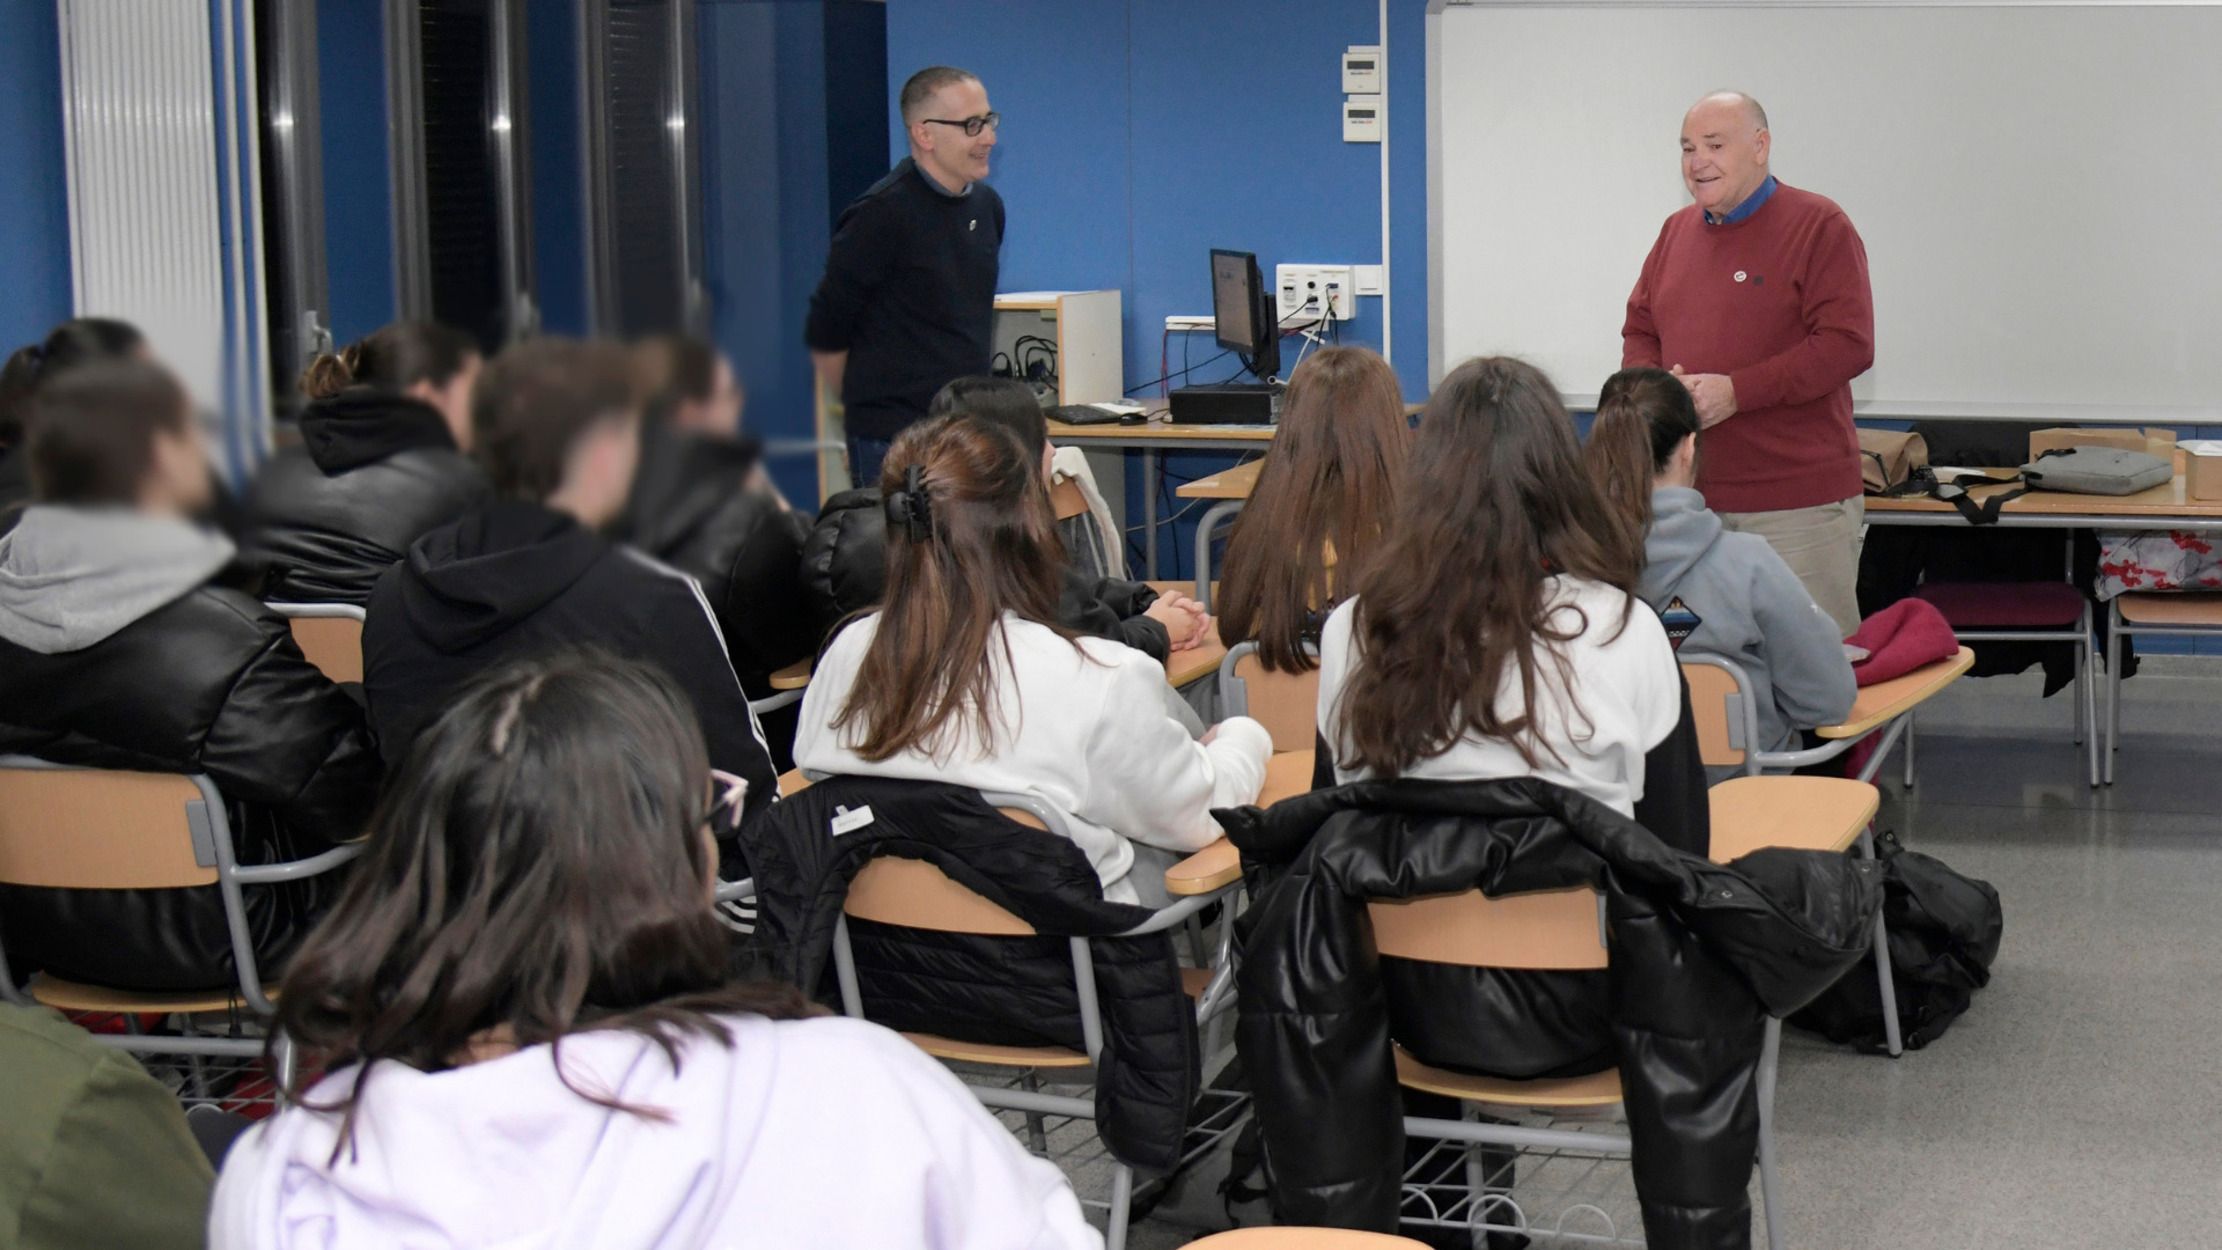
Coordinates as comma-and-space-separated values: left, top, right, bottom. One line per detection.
1790, 830, 2003, 1053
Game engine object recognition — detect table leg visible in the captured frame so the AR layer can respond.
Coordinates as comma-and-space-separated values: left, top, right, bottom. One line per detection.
1142, 448, 1159, 579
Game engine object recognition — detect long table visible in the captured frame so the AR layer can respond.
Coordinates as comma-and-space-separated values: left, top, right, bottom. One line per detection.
1865, 469, 2222, 531
1045, 418, 1273, 579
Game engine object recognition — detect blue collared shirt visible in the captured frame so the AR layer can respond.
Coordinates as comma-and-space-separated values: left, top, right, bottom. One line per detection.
1706, 174, 1777, 226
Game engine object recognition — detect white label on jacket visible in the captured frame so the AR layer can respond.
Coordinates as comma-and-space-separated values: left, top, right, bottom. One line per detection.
830, 805, 876, 836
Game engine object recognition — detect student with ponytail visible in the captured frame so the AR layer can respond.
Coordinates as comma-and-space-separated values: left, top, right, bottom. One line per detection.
242, 321, 489, 603
1217, 345, 1410, 673
794, 414, 1272, 906
1584, 366, 1853, 766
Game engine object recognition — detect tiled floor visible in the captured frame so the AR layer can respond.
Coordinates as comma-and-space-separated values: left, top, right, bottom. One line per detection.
1115, 658, 2222, 1247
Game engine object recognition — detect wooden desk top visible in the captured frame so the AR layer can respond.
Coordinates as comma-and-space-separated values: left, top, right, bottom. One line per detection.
1046, 418, 1277, 445
1177, 458, 1265, 501
1866, 470, 2222, 519
1164, 749, 1315, 896
1161, 619, 1228, 689
1816, 646, 1975, 741
1706, 775, 1879, 863
768, 658, 814, 692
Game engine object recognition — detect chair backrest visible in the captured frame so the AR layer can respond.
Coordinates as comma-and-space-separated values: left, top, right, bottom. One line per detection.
840, 803, 1053, 937
1220, 640, 1321, 754
0, 760, 220, 890
269, 603, 367, 685
1367, 887, 1608, 971
1679, 657, 1759, 774
1050, 475, 1090, 522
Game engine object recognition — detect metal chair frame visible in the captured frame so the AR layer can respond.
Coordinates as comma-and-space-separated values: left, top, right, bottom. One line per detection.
0, 756, 363, 1090
826, 790, 1241, 1250
2102, 594, 2222, 786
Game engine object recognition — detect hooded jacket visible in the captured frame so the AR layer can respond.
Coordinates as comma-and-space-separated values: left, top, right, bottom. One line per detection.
745, 776, 1199, 1173
802, 487, 1172, 661
1223, 777, 1882, 1247
1640, 487, 1856, 763
608, 425, 816, 692
210, 1013, 1097, 1250
0, 508, 380, 990
362, 500, 777, 827
241, 390, 489, 605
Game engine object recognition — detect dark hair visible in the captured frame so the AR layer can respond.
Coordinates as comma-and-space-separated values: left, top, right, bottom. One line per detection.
832, 415, 1072, 761
275, 651, 819, 1156
1336, 357, 1643, 777
929, 375, 1045, 460
472, 337, 643, 499
1585, 367, 1701, 530
301, 320, 477, 400
25, 358, 191, 506
1218, 347, 1411, 673
899, 66, 979, 124
0, 317, 147, 446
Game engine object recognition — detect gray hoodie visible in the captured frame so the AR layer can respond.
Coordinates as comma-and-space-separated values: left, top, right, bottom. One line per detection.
1639, 486, 1857, 763
0, 506, 237, 654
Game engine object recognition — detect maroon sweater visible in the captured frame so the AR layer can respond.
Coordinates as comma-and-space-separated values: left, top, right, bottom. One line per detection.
1622, 183, 1874, 513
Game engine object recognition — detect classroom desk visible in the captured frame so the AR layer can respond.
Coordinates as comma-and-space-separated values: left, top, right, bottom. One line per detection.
1816, 646, 1977, 743
1143, 580, 1228, 688
1865, 470, 2222, 531
1045, 417, 1274, 578
1164, 749, 1315, 897
1167, 458, 1267, 612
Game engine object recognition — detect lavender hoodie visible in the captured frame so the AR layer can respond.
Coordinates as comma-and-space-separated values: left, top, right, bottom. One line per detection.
209, 1014, 1099, 1250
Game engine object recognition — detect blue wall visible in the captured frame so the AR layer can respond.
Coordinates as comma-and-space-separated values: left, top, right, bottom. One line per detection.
319, 0, 398, 345
0, 4, 73, 354
528, 2, 590, 337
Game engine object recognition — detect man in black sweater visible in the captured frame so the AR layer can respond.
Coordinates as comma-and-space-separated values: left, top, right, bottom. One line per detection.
806, 65, 1004, 492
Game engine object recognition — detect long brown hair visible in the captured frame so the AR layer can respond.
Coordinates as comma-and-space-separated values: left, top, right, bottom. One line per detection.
832, 416, 1073, 761
275, 651, 817, 1156
1335, 357, 1644, 777
1217, 346, 1411, 673
1584, 366, 1701, 530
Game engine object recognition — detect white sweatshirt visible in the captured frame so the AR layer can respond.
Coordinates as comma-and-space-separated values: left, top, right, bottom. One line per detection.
795, 612, 1273, 904
209, 1014, 1099, 1250
1317, 577, 1680, 817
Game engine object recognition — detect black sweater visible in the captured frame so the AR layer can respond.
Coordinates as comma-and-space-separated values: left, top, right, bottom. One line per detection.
804, 158, 1004, 439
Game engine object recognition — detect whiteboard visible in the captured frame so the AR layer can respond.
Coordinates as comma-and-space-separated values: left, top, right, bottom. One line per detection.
1427, 1, 2222, 422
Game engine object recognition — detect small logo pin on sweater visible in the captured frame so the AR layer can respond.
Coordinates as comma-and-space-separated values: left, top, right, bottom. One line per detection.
1734, 270, 1747, 283
970, 219, 977, 231
1660, 597, 1703, 651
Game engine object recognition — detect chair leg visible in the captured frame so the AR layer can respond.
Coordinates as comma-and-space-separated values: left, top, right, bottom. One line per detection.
2105, 613, 2124, 786
1859, 826, 1904, 1057
1756, 1018, 1785, 1250
1020, 1070, 1049, 1155
274, 1032, 298, 1105
1105, 1162, 1133, 1250
2072, 644, 2086, 746
2081, 633, 2100, 789
1902, 714, 1917, 790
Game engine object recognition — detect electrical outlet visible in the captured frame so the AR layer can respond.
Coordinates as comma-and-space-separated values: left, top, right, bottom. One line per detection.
1275, 264, 1358, 323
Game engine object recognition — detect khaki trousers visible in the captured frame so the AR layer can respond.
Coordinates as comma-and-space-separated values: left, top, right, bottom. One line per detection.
1719, 497, 1866, 636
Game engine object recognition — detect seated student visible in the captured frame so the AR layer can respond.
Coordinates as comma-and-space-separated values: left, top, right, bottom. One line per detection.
0, 318, 250, 536
1, 1004, 214, 1250
795, 415, 1271, 906
0, 360, 380, 990
241, 320, 489, 604
610, 335, 815, 692
1585, 366, 1856, 766
804, 375, 1210, 662
213, 653, 1095, 1250
1322, 355, 1697, 849
362, 337, 777, 824
1217, 345, 1411, 673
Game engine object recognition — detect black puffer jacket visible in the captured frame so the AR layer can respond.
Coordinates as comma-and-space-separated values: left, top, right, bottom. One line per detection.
241, 390, 489, 605
746, 776, 1199, 1172
0, 573, 380, 992
1223, 777, 1881, 1248
802, 487, 1171, 661
610, 426, 815, 691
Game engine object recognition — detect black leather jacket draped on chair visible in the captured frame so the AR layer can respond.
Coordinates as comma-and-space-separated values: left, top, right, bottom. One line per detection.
746, 775, 1199, 1171
0, 510, 381, 991
1220, 777, 1881, 1249
609, 426, 816, 692
802, 487, 1172, 661
241, 389, 489, 605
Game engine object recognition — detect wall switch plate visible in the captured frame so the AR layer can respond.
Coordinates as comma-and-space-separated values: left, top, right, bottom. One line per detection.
1352, 264, 1386, 296
1343, 94, 1384, 143
1342, 45, 1383, 94
1276, 264, 1357, 322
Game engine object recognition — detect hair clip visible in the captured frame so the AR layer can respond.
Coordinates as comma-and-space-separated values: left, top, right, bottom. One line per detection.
884, 464, 935, 541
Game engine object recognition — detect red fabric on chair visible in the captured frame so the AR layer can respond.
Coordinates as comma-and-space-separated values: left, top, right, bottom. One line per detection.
1911, 581, 2085, 630
1848, 597, 1960, 686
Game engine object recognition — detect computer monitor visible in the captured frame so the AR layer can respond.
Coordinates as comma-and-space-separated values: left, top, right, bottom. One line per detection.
1210, 248, 1279, 382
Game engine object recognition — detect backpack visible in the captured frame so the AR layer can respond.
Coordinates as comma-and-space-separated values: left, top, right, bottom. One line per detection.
1789, 829, 2003, 1053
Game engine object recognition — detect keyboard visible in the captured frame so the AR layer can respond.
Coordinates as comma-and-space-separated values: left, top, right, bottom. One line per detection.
1052, 404, 1143, 426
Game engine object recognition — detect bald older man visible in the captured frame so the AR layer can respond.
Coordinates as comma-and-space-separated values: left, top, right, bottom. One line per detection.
1623, 91, 1874, 634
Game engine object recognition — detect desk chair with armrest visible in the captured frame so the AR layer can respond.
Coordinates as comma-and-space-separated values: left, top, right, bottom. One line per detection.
267, 602, 366, 686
